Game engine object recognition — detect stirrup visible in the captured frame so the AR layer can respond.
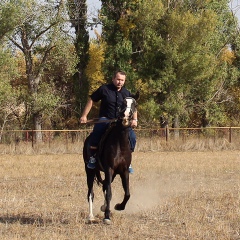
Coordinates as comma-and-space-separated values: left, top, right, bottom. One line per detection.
128, 164, 134, 174
87, 156, 96, 169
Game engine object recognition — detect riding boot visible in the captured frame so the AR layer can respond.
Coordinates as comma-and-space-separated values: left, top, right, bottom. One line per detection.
129, 164, 134, 174
87, 148, 97, 169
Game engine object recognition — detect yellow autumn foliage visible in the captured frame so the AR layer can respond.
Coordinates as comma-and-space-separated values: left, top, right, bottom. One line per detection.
15, 50, 41, 76
230, 87, 240, 102
86, 41, 105, 94
135, 78, 149, 96
15, 50, 26, 76
219, 46, 236, 64
14, 50, 44, 87
118, 15, 136, 38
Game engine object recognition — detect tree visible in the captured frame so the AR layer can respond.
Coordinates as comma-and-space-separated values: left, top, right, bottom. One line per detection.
0, 0, 24, 40
67, 0, 90, 118
2, 0, 78, 140
0, 1, 26, 133
86, 39, 105, 93
0, 47, 22, 137
129, 0, 240, 127
100, 0, 138, 90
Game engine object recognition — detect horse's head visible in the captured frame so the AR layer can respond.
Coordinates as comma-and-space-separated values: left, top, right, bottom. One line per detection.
119, 93, 138, 127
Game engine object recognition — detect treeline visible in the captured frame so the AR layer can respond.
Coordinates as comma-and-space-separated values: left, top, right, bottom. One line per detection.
0, 0, 240, 140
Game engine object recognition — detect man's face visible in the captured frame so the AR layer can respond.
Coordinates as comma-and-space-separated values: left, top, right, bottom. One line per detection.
112, 73, 126, 90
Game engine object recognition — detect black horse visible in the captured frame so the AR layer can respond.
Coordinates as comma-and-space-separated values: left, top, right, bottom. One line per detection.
83, 95, 138, 224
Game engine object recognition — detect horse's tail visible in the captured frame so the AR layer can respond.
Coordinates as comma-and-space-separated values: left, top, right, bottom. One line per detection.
95, 170, 104, 185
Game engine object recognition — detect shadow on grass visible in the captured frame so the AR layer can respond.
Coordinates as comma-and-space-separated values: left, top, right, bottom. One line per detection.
0, 214, 55, 226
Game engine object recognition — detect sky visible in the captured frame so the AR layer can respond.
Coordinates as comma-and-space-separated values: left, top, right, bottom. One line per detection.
230, 0, 240, 22
86, 0, 102, 38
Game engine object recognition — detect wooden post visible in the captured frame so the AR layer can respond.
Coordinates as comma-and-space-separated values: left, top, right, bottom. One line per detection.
32, 130, 34, 148
165, 125, 169, 142
15, 132, 17, 152
48, 131, 51, 148
66, 131, 68, 152
229, 127, 232, 143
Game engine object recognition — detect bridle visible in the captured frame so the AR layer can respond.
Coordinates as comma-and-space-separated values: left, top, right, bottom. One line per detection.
119, 97, 137, 126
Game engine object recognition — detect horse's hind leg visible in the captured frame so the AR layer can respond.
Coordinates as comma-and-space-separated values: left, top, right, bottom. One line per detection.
115, 171, 130, 211
88, 191, 95, 222
86, 169, 95, 222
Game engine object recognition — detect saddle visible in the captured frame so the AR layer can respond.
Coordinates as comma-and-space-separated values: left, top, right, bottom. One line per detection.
87, 121, 116, 171
87, 120, 132, 171
98, 122, 116, 154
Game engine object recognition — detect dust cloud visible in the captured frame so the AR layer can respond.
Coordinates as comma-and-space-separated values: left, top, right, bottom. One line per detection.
92, 170, 230, 216
125, 173, 212, 214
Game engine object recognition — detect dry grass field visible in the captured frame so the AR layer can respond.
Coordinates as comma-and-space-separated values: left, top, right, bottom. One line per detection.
0, 150, 240, 239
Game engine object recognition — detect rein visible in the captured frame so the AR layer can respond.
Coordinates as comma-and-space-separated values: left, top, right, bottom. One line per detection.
82, 117, 134, 127
82, 97, 136, 125
82, 118, 118, 125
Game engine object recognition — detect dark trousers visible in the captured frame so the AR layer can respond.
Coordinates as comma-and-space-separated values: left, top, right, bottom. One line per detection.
89, 117, 136, 152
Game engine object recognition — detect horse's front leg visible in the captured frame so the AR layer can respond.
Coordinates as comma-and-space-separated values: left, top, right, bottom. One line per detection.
101, 173, 116, 212
115, 170, 130, 211
102, 168, 113, 224
86, 168, 95, 222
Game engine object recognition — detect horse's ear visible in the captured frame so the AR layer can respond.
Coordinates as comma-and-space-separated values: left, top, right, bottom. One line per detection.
133, 91, 140, 101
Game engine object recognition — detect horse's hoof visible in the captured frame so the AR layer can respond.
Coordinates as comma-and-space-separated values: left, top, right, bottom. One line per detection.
114, 203, 125, 211
103, 218, 111, 225
86, 215, 95, 223
101, 205, 106, 212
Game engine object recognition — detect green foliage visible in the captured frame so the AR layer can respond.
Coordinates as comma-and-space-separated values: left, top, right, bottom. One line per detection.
138, 97, 161, 124
0, 0, 240, 130
0, 45, 25, 130
31, 82, 60, 114
101, 0, 138, 90
0, 0, 25, 39
1, 0, 78, 132
129, 0, 240, 127
0, 77, 15, 106
67, 0, 90, 117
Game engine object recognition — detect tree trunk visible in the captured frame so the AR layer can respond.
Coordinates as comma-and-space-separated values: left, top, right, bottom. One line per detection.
33, 113, 43, 142
172, 115, 179, 139
160, 116, 169, 138
20, 27, 43, 142
201, 110, 209, 128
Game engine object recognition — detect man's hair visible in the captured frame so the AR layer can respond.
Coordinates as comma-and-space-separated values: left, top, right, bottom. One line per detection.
113, 70, 127, 78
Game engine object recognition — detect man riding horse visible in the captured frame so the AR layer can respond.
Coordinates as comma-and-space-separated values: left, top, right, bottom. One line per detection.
80, 70, 138, 173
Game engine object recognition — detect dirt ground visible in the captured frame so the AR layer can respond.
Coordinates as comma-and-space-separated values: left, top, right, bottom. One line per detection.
0, 151, 240, 239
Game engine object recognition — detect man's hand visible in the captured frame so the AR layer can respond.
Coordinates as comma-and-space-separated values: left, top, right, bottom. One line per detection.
80, 116, 87, 124
131, 119, 138, 128
79, 98, 93, 124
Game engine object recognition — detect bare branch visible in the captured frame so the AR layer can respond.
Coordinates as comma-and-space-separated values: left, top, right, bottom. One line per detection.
29, 23, 58, 49
36, 45, 56, 77
7, 36, 24, 52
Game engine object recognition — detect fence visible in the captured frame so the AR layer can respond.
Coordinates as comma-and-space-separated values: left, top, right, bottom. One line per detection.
0, 127, 240, 154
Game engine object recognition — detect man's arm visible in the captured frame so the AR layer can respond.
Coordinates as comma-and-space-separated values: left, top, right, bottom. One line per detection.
131, 111, 138, 127
80, 98, 93, 123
